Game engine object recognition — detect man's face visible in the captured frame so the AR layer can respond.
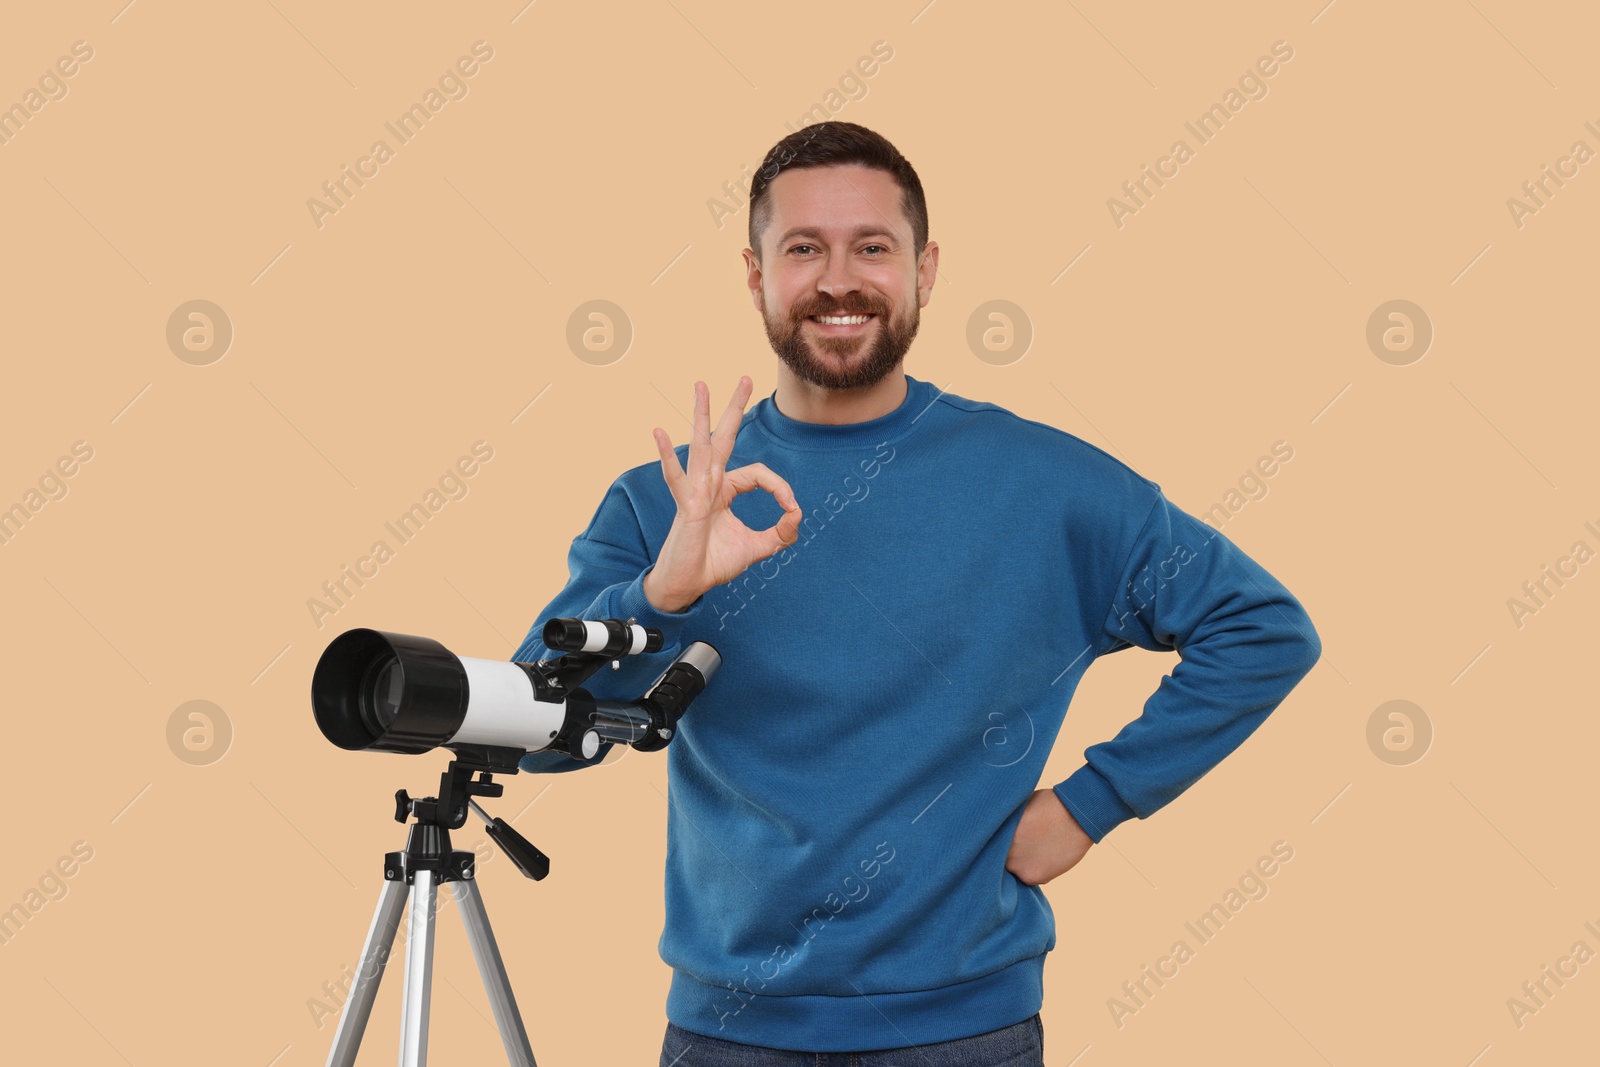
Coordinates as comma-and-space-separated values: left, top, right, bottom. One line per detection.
745, 163, 937, 391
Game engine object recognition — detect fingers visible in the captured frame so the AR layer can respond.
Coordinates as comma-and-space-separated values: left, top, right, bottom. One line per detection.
707, 376, 753, 476
666, 378, 756, 496
724, 462, 801, 555
723, 462, 797, 509
686, 381, 710, 482
741, 464, 802, 555
749, 494, 803, 558
652, 426, 685, 497
770, 500, 803, 548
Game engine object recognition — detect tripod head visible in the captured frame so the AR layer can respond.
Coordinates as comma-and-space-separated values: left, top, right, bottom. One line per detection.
393, 757, 550, 882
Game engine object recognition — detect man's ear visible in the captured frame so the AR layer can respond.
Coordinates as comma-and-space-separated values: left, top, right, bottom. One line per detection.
743, 247, 764, 312
916, 240, 939, 308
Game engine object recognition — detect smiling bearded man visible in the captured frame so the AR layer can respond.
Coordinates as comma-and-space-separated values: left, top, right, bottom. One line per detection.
510, 121, 1322, 1067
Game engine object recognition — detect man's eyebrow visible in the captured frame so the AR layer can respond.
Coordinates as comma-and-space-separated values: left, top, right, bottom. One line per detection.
776, 225, 899, 245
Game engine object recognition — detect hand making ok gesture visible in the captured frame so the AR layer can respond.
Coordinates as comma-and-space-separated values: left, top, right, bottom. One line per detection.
644, 377, 803, 613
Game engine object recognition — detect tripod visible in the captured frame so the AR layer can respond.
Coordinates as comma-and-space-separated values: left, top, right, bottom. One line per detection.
325, 756, 551, 1067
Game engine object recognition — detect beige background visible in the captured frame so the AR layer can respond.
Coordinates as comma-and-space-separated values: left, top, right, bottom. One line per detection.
2, 1, 1595, 1064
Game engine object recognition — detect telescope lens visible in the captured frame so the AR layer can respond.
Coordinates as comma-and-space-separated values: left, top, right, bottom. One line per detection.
360, 654, 404, 737
312, 628, 470, 753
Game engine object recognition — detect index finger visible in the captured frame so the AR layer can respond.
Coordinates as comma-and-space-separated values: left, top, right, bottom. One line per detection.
686, 380, 711, 482
707, 376, 753, 475
652, 425, 686, 497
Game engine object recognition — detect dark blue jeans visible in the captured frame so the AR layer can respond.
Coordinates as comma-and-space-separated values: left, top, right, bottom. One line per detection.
659, 1013, 1044, 1066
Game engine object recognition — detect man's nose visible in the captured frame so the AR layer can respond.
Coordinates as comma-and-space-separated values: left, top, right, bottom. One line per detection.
816, 254, 863, 299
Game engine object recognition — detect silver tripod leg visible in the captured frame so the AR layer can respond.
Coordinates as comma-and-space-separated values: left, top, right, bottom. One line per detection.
399, 869, 439, 1066
322, 863, 536, 1067
326, 878, 408, 1067
453, 878, 537, 1066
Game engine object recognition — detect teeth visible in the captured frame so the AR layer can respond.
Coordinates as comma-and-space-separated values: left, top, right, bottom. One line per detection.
812, 315, 871, 325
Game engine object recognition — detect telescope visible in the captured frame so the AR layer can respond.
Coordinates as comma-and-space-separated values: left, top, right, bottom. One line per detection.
308, 617, 721, 1066
312, 616, 722, 774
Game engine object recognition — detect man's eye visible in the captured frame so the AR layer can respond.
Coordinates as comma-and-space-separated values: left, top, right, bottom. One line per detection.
862, 245, 887, 255
789, 244, 815, 255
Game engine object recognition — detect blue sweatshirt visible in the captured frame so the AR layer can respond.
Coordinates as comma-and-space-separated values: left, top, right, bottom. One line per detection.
512, 373, 1320, 1052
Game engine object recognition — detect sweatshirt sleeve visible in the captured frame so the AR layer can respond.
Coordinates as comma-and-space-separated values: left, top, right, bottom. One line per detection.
1052, 489, 1321, 841
512, 476, 704, 774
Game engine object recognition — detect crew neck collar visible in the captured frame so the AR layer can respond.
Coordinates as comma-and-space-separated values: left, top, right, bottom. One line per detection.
754, 374, 932, 451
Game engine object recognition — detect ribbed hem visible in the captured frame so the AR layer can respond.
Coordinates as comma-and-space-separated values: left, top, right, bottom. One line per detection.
1054, 764, 1138, 842
665, 954, 1045, 1053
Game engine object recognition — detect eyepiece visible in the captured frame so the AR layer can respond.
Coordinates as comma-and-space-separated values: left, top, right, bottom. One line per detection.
542, 617, 663, 656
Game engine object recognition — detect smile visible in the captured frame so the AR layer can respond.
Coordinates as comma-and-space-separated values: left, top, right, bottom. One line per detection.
807, 314, 876, 331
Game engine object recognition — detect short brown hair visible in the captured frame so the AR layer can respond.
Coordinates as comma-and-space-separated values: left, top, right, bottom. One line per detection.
747, 121, 929, 264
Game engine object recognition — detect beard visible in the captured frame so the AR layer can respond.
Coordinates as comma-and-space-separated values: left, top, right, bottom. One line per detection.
760, 289, 920, 391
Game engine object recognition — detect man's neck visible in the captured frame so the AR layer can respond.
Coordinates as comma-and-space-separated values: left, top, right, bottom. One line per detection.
772, 367, 907, 426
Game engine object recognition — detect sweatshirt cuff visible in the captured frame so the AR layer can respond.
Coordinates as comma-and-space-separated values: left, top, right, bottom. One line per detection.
617, 564, 704, 638
1053, 764, 1138, 843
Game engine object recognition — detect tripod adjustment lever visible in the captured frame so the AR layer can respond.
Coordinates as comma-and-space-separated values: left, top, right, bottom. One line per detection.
393, 789, 413, 824
468, 799, 551, 881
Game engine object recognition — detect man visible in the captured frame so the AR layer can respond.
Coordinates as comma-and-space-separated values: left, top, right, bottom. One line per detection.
513, 121, 1320, 1066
